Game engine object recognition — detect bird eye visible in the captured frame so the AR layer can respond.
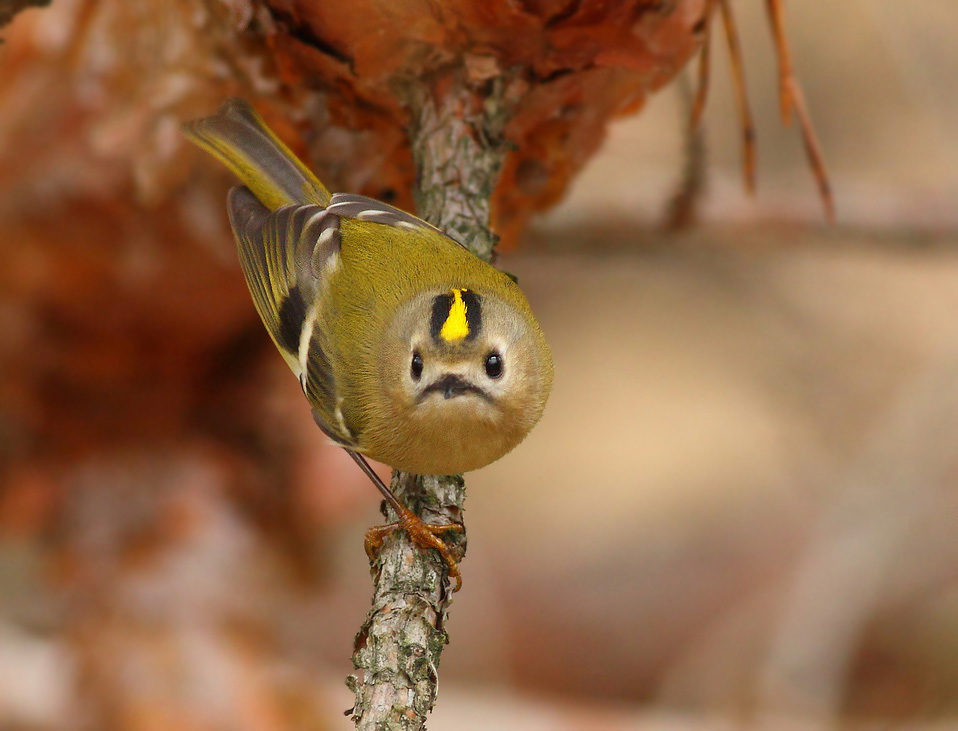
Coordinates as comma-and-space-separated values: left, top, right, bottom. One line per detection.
411, 352, 424, 380
484, 352, 503, 379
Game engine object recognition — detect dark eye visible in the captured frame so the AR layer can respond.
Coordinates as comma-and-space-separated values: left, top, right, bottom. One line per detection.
411, 352, 424, 380
484, 352, 503, 379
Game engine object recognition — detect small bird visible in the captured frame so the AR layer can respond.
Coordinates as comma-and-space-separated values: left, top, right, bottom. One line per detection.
182, 99, 553, 590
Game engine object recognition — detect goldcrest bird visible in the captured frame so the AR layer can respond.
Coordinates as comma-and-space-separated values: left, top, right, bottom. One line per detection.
182, 98, 553, 589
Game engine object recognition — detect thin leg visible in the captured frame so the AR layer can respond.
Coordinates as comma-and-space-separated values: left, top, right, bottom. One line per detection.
345, 449, 463, 592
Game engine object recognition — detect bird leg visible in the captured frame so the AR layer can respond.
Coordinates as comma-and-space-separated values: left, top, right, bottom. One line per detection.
345, 449, 463, 592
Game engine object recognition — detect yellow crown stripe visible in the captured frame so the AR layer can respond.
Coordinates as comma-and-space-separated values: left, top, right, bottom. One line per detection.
440, 288, 470, 342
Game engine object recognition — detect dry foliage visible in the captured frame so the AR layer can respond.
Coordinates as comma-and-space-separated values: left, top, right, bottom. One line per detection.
0, 1, 836, 728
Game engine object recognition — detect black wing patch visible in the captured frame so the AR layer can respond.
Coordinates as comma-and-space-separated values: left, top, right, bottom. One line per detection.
227, 186, 341, 375
277, 285, 307, 353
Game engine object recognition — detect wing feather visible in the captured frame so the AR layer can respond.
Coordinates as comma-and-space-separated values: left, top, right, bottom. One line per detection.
227, 187, 337, 372
226, 187, 465, 448
325, 193, 463, 244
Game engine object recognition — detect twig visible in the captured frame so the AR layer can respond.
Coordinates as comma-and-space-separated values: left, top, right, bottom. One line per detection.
346, 69, 517, 730
666, 72, 708, 230
689, 0, 715, 131
719, 0, 757, 195
690, 0, 834, 222
766, 0, 835, 222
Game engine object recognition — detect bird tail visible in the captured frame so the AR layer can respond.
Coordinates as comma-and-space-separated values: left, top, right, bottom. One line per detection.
182, 98, 331, 209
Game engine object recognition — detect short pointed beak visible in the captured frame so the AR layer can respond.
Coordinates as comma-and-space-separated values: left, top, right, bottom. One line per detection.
434, 374, 474, 399
418, 374, 493, 404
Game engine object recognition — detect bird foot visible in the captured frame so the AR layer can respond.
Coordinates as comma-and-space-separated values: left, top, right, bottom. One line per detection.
364, 505, 463, 592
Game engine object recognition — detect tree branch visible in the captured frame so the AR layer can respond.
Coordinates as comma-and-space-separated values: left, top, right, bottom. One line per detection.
346, 69, 518, 729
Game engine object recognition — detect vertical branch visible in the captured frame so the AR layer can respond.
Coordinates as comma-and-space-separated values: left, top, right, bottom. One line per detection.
408, 72, 517, 260
347, 69, 516, 730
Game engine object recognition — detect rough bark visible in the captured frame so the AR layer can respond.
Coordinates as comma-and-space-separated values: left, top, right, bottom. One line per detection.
347, 71, 515, 730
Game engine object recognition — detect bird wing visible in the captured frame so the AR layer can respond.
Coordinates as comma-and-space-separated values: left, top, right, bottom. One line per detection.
324, 193, 446, 237
228, 188, 455, 447
227, 186, 341, 376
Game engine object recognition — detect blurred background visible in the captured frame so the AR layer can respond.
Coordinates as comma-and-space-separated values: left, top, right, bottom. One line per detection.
1, 1, 957, 729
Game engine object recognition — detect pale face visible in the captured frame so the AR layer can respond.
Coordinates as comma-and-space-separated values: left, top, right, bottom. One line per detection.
371, 287, 552, 474
409, 337, 506, 409
401, 289, 530, 419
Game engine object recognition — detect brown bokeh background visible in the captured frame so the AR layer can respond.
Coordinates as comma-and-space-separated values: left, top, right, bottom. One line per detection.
1, 1, 957, 729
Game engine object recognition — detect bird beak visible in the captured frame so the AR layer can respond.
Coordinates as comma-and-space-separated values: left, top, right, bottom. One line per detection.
420, 374, 491, 402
